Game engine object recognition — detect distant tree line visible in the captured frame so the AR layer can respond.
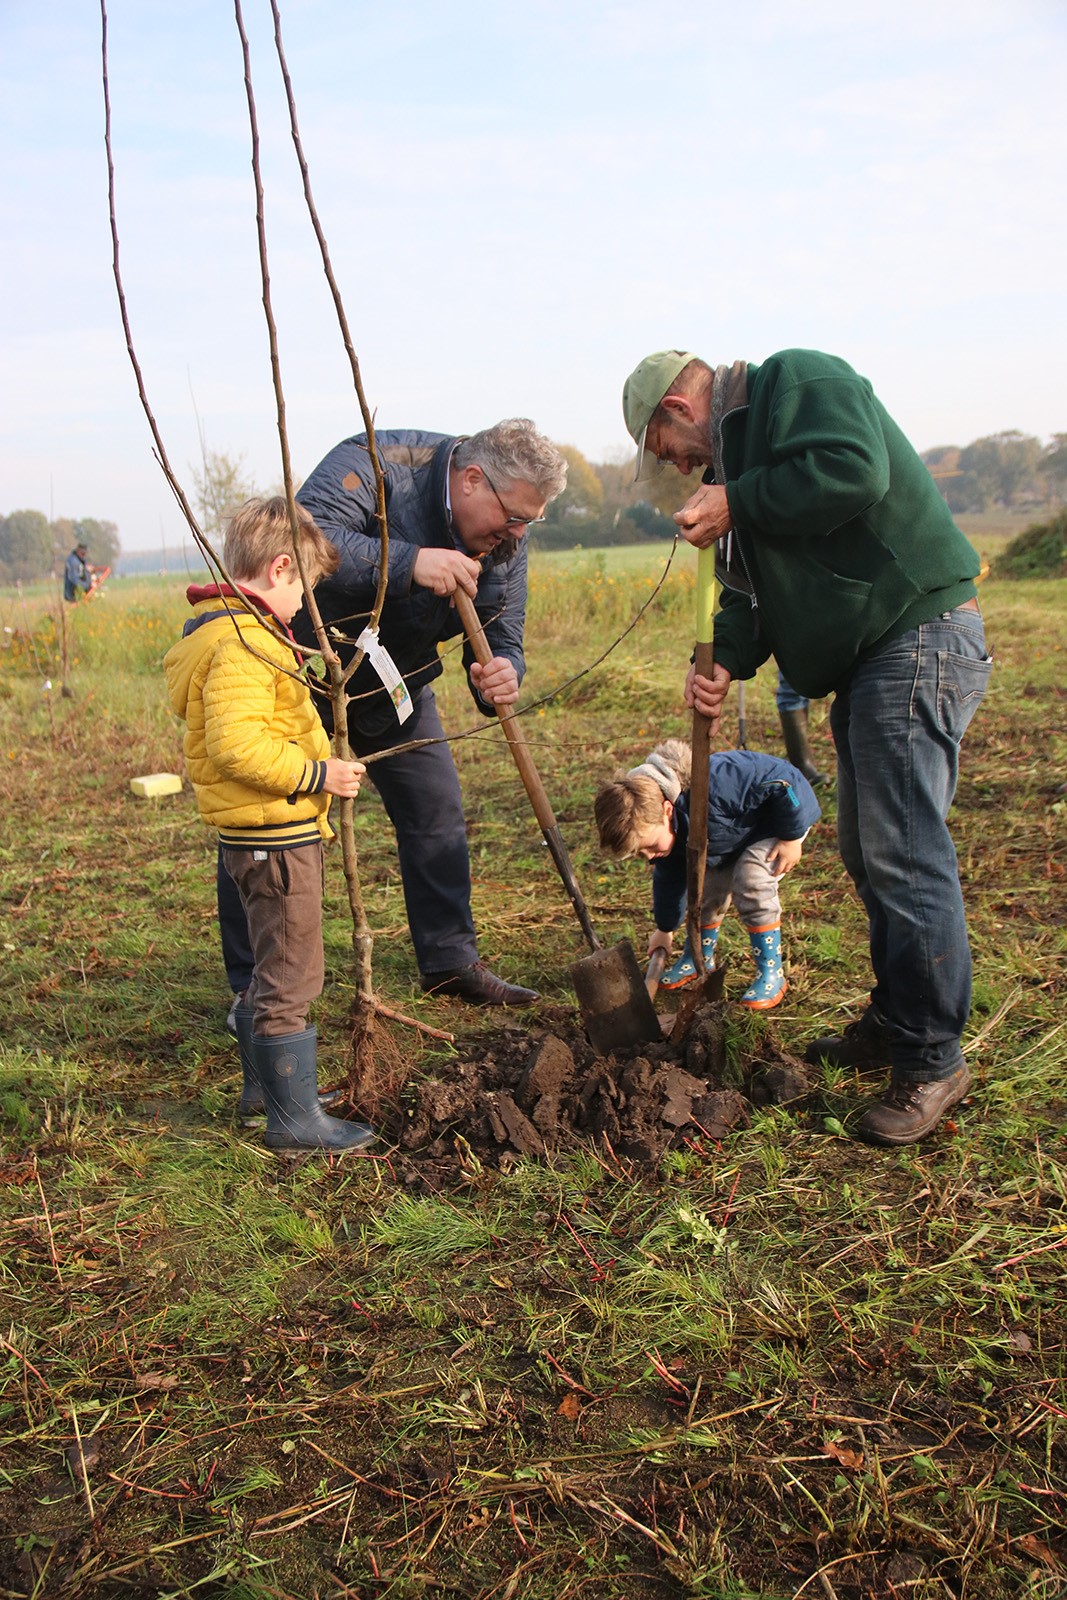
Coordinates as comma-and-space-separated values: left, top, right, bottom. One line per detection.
0, 448, 254, 583
529, 445, 702, 551
921, 432, 1067, 515
533, 430, 1067, 551
6, 432, 1064, 576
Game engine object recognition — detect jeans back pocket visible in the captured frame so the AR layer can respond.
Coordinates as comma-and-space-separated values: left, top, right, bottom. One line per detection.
937, 649, 992, 743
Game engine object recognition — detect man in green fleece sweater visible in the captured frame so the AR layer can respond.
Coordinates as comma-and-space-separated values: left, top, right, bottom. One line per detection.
623, 348, 992, 1147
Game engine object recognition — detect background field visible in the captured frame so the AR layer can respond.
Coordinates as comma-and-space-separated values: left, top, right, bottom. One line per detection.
0, 539, 1064, 1600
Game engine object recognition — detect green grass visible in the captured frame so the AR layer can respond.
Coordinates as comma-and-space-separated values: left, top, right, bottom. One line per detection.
0, 559, 1064, 1598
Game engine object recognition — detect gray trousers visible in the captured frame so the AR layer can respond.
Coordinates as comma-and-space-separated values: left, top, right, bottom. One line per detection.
701, 837, 785, 931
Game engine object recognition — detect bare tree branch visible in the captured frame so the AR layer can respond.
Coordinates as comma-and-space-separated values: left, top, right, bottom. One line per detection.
236, 0, 438, 1057
101, 0, 314, 691
269, 0, 392, 648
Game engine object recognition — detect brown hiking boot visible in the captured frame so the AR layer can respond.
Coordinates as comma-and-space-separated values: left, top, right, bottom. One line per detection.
421, 960, 539, 1007
856, 1065, 972, 1147
804, 1017, 892, 1073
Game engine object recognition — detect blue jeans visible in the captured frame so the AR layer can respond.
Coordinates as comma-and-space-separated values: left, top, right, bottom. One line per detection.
830, 607, 992, 1081
351, 686, 478, 976
776, 671, 810, 713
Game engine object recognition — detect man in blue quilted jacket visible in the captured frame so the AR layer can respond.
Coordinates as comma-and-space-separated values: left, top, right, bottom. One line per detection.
219, 418, 567, 1008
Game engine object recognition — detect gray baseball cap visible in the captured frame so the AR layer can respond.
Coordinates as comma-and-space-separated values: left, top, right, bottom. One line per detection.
622, 349, 697, 482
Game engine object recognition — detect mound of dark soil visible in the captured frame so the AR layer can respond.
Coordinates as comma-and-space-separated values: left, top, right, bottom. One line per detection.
390, 994, 811, 1179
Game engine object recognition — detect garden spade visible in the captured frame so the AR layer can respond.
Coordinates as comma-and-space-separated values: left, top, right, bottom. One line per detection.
453, 590, 661, 1054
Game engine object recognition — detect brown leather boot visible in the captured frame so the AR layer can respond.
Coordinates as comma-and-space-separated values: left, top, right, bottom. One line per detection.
856, 1065, 972, 1147
421, 961, 538, 1006
804, 1015, 892, 1073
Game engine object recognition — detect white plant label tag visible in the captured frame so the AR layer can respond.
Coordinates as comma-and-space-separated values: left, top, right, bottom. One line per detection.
355, 626, 413, 725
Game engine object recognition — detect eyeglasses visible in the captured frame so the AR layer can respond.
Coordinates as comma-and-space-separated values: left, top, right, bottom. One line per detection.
480, 467, 546, 528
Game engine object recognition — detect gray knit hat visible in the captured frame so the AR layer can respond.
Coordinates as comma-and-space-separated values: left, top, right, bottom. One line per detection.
626, 738, 691, 802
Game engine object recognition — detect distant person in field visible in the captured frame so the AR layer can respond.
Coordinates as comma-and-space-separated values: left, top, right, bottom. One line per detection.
217, 418, 568, 1018
164, 497, 375, 1155
622, 348, 992, 1147
595, 738, 820, 1009
63, 541, 94, 602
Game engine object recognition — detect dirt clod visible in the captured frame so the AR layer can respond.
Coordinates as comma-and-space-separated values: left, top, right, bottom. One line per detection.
396, 998, 806, 1174
517, 1034, 574, 1106
748, 1060, 812, 1106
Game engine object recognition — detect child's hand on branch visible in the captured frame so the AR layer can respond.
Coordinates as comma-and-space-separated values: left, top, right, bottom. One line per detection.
323, 759, 366, 798
768, 837, 802, 877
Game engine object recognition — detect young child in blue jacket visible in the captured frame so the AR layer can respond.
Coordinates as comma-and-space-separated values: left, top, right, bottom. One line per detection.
594, 739, 821, 1009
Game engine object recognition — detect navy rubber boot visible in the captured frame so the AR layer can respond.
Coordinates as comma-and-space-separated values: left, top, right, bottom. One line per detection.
235, 1007, 340, 1125
254, 1028, 375, 1153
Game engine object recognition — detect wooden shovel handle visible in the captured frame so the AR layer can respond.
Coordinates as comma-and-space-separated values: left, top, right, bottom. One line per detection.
645, 947, 667, 999
453, 588, 601, 951
453, 589, 556, 832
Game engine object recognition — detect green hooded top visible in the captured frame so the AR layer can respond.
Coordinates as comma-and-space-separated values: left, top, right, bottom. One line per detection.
712, 348, 980, 697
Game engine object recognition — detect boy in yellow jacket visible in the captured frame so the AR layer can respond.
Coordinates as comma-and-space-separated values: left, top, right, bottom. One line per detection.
164, 497, 374, 1153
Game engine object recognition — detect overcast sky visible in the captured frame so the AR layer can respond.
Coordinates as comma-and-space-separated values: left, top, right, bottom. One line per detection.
2, 1, 1063, 551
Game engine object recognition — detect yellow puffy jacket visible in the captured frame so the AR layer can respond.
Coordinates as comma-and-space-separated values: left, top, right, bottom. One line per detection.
164, 590, 333, 847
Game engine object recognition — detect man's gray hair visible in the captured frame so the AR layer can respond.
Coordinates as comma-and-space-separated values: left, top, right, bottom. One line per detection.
454, 418, 568, 502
